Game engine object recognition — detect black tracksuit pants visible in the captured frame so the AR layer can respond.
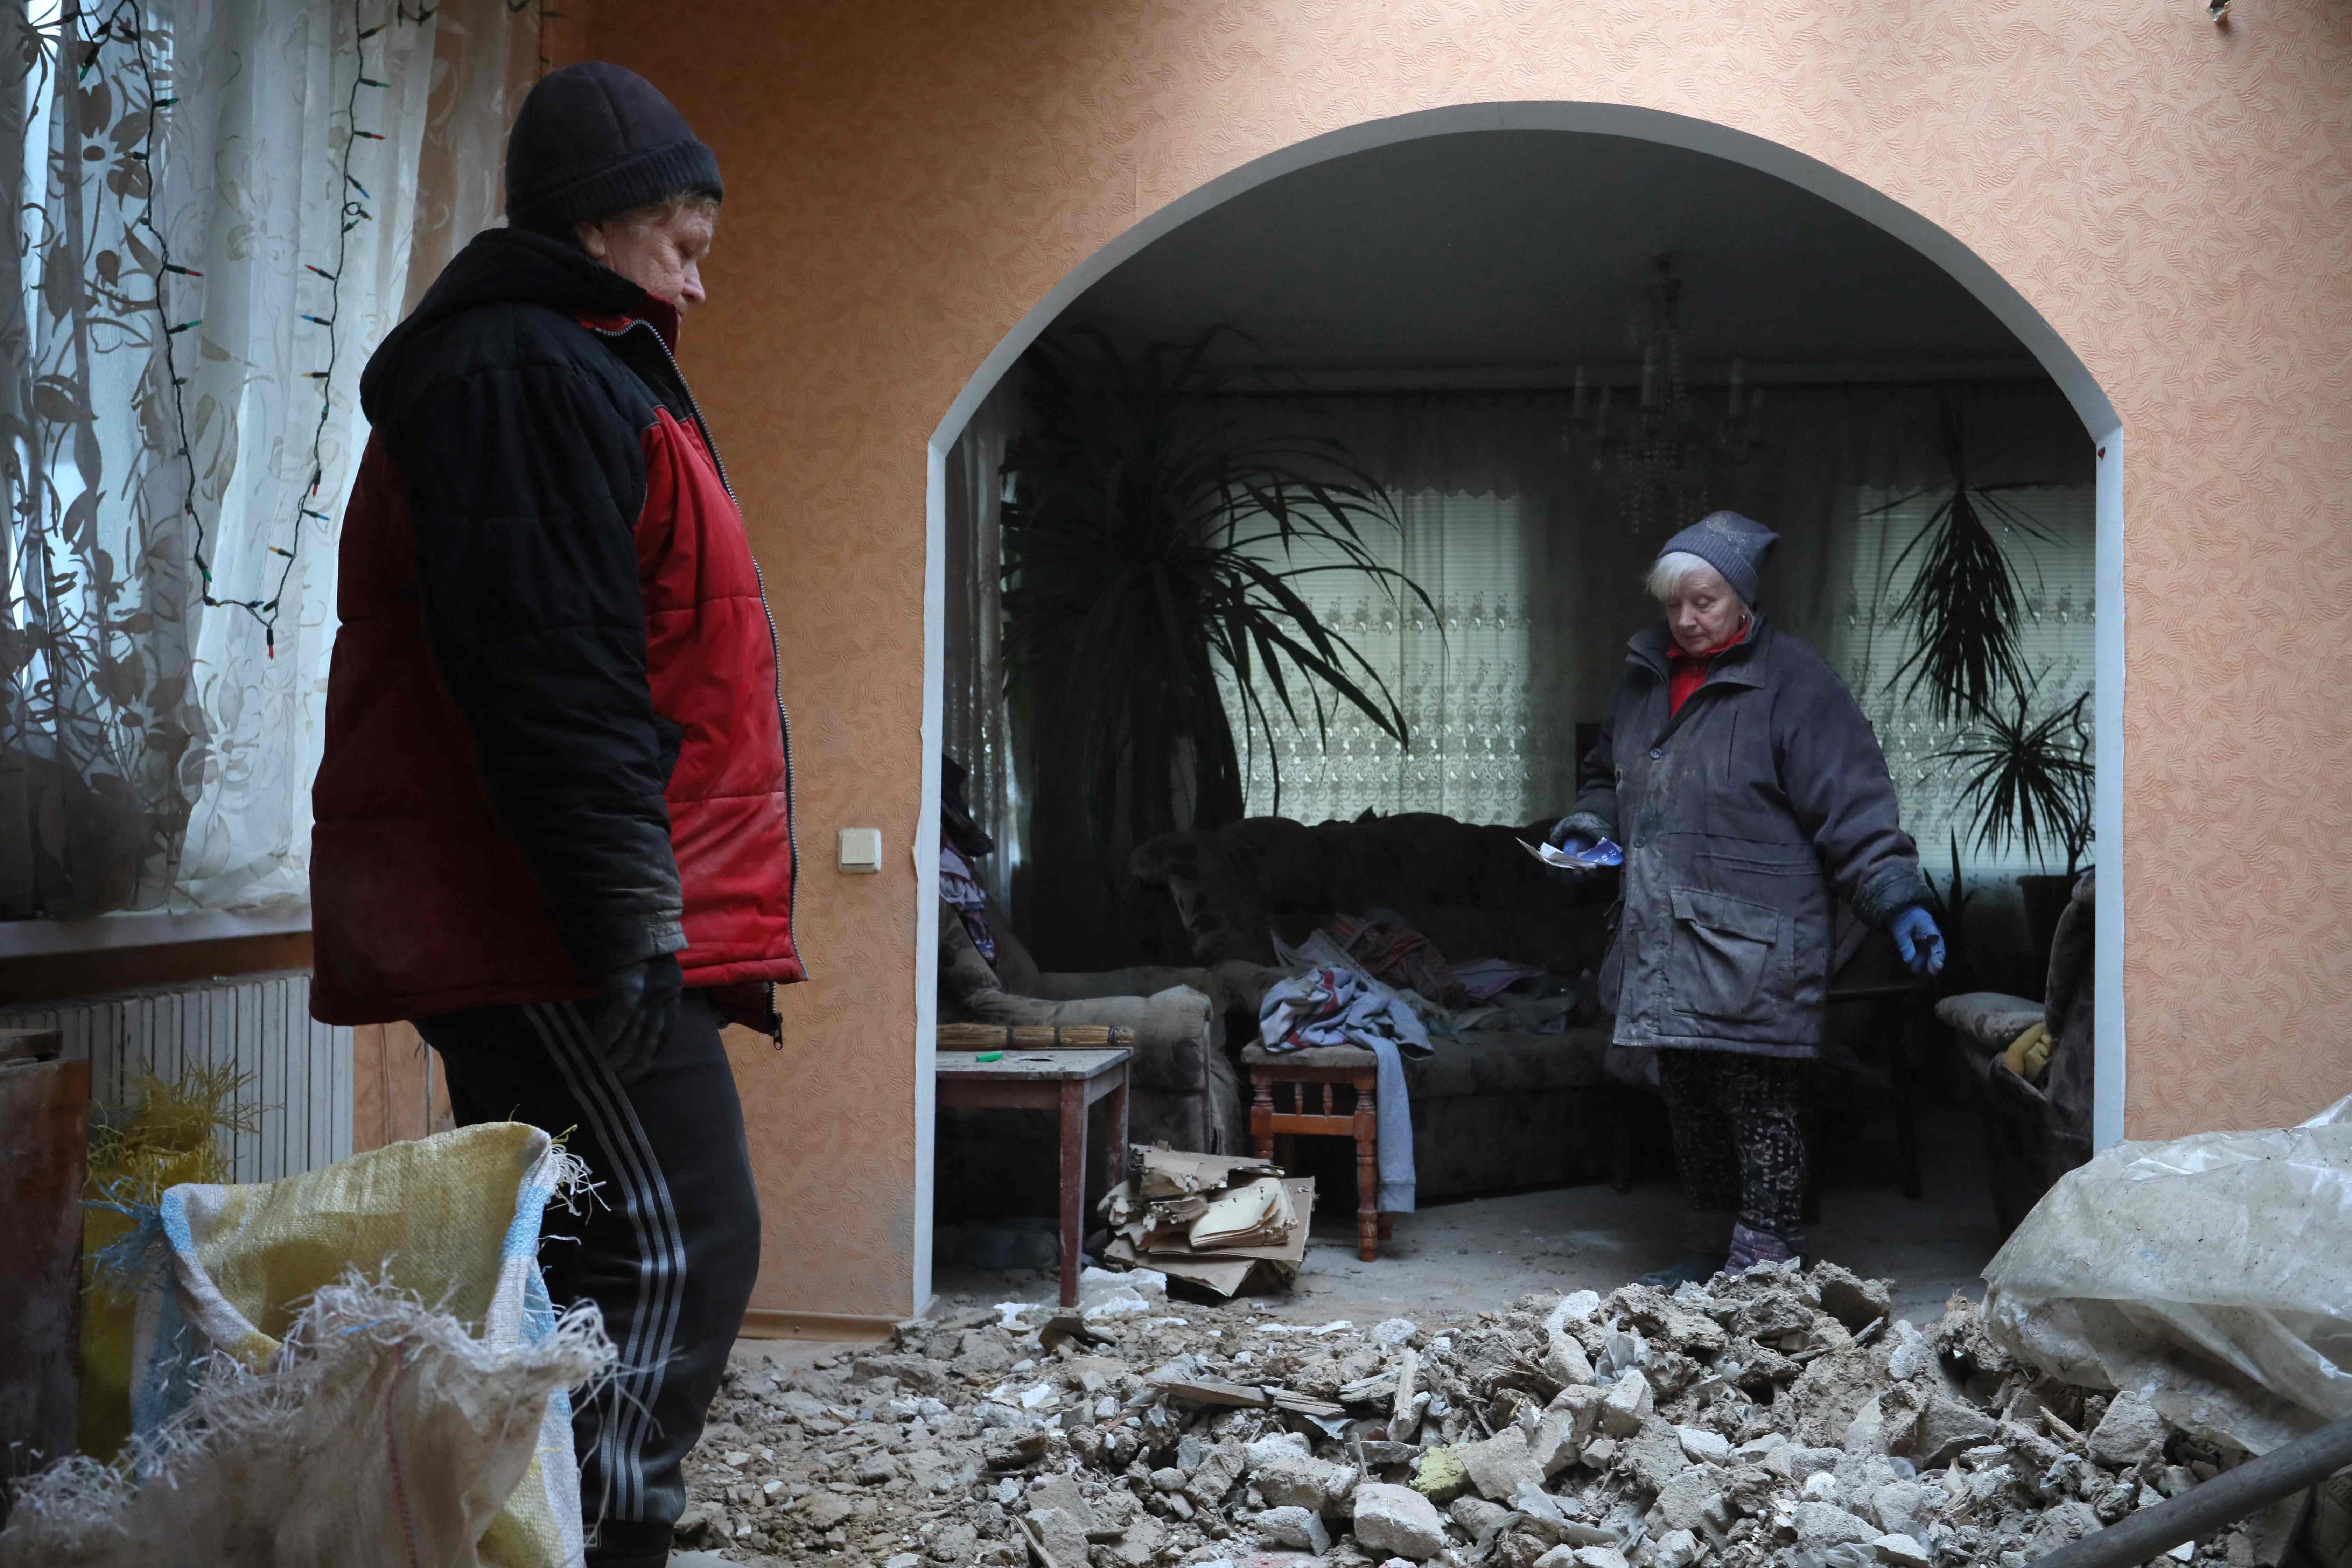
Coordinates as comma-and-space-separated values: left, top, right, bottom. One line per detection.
417, 989, 760, 1568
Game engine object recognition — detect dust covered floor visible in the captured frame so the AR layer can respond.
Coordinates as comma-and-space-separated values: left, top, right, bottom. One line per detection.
937, 1105, 2003, 1329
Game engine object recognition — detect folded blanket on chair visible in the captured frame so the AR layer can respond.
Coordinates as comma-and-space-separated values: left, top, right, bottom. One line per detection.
1257, 964, 1422, 1212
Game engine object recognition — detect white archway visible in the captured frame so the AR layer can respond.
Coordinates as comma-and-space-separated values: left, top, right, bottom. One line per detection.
914, 101, 2125, 1306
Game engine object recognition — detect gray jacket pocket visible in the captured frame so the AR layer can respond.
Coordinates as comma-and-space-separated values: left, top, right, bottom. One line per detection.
1666, 885, 1785, 1027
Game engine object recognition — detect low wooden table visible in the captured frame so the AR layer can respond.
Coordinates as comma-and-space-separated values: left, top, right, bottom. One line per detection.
934, 1047, 1131, 1308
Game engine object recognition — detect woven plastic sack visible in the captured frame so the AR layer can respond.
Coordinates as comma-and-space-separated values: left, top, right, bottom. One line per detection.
0, 1122, 612, 1568
1983, 1094, 2352, 1455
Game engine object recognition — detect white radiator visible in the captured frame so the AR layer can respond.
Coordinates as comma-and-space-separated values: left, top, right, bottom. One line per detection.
1, 970, 352, 1184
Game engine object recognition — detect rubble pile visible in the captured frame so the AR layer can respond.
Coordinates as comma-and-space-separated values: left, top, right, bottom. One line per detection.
678, 1260, 2293, 1568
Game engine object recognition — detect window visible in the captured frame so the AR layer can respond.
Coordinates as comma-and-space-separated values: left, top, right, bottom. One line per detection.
1819, 484, 2097, 881
1224, 490, 1575, 827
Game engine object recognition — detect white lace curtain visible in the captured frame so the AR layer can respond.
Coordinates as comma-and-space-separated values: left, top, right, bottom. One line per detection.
1, 0, 535, 920
1211, 385, 2096, 881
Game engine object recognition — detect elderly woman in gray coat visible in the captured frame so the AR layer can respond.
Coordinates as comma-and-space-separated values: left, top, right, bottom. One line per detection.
1550, 510, 1945, 1278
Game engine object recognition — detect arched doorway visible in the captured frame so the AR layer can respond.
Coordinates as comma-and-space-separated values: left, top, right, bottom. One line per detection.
917, 103, 2124, 1302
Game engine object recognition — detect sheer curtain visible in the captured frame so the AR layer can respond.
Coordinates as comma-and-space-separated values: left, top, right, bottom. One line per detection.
1215, 384, 2096, 883
0, 0, 533, 920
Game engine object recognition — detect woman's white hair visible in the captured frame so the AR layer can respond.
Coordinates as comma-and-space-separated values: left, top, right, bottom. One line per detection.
1646, 550, 1728, 603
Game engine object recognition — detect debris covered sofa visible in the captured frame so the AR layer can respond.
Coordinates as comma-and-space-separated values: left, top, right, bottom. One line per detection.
1129, 813, 1625, 1202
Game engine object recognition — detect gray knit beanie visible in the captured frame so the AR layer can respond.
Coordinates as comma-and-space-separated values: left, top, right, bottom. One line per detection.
504, 62, 722, 236
1658, 510, 1779, 606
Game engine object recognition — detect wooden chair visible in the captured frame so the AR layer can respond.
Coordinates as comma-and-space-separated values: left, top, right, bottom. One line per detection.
1239, 1043, 1392, 1261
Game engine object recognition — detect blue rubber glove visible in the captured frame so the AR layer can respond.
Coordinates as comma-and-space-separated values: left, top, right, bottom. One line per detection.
1545, 818, 1601, 882
1890, 905, 1946, 976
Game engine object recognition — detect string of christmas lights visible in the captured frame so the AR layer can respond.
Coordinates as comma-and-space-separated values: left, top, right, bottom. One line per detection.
97, 0, 553, 660
101, 1, 398, 659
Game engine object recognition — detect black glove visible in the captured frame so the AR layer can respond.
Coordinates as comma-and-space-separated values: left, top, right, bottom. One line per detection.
594, 952, 683, 1083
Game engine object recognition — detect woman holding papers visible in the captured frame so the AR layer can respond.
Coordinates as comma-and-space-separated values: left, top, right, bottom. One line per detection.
1547, 511, 1945, 1281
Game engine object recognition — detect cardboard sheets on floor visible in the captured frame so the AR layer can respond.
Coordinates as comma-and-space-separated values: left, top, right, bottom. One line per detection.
1101, 1144, 1314, 1298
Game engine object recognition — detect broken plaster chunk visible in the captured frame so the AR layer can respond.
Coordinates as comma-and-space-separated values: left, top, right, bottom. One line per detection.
1910, 1394, 2001, 1470
1652, 1527, 1702, 1568
1812, 1262, 1895, 1332
1097, 1511, 1165, 1568
2025, 1499, 2106, 1557
1255, 1455, 1355, 1515
1186, 1438, 1248, 1510
1621, 1422, 1695, 1494
1678, 1426, 1732, 1465
1547, 1329, 1598, 1387
1254, 1504, 1331, 1554
1650, 1462, 1732, 1535
1874, 1479, 1932, 1540
1886, 1321, 1934, 1382
1531, 1402, 1589, 1477
1027, 1504, 1091, 1566
1533, 1546, 1628, 1568
2087, 1390, 2169, 1470
1873, 1532, 1933, 1567
1374, 1317, 1420, 1345
1452, 1496, 1515, 1546
1600, 1369, 1653, 1436
1353, 1482, 1450, 1561
1795, 1500, 1879, 1549
1245, 1430, 1312, 1471
1460, 1427, 1546, 1503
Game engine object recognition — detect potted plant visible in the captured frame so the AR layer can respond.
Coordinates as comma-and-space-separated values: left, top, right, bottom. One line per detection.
999, 327, 1433, 959
1937, 676, 2093, 973
1879, 388, 2058, 723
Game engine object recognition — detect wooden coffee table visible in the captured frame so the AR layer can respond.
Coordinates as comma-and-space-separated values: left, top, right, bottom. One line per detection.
934, 1047, 1131, 1308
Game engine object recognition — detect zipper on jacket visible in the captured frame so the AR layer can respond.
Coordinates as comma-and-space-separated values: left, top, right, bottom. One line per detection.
593, 317, 806, 1026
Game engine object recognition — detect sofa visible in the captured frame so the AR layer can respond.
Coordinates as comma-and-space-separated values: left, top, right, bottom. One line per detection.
1130, 812, 1627, 1200
1129, 811, 1921, 1206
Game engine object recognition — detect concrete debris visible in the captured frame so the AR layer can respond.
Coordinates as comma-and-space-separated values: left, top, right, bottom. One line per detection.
679, 1266, 2285, 1566
1355, 1483, 1451, 1560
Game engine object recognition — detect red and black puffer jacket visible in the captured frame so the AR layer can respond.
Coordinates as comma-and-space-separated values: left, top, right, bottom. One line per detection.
311, 227, 803, 1028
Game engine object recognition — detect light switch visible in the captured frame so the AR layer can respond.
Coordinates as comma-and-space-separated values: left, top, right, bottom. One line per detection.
838, 827, 883, 873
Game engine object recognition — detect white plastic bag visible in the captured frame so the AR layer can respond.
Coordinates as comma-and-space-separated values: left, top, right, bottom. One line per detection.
1982, 1094, 2352, 1454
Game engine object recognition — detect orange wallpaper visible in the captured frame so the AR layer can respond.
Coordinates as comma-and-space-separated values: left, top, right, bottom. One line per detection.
590, 0, 2352, 1320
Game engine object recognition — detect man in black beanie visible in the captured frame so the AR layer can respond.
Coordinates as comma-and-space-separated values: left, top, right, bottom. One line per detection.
313, 61, 800, 1568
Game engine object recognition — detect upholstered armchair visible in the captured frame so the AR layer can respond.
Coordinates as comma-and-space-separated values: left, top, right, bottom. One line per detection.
1934, 870, 2097, 1235
934, 899, 1248, 1152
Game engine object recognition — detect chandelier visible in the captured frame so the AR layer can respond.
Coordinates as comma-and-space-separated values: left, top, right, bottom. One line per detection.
1564, 256, 1768, 536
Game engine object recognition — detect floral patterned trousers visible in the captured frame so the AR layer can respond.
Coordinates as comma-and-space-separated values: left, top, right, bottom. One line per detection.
1655, 1046, 1809, 1243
